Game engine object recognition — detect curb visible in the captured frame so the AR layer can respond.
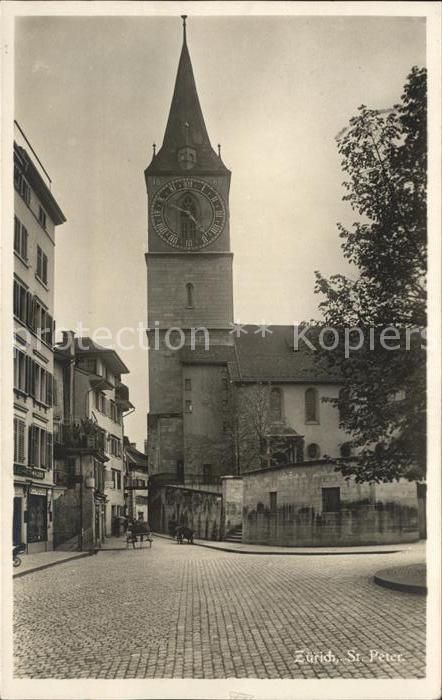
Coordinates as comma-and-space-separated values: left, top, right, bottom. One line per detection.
153, 532, 401, 556
13, 551, 92, 579
374, 569, 427, 595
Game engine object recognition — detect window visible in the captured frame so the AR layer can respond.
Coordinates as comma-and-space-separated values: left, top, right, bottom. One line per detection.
28, 426, 53, 469
202, 464, 212, 481
13, 348, 27, 393
270, 387, 282, 420
184, 378, 192, 391
223, 421, 229, 433
305, 387, 319, 423
177, 460, 184, 481
36, 246, 48, 285
322, 487, 340, 513
306, 443, 320, 459
14, 216, 28, 261
340, 442, 352, 458
38, 206, 47, 230
185, 282, 194, 308
14, 166, 31, 205
111, 469, 117, 489
13, 279, 29, 324
222, 377, 229, 390
116, 471, 121, 490
14, 417, 26, 463
185, 399, 192, 413
29, 362, 53, 406
78, 358, 99, 375
109, 436, 122, 457
269, 491, 277, 512
27, 296, 54, 345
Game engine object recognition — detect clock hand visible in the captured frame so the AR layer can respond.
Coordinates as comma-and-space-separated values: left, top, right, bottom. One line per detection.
169, 203, 186, 214
184, 210, 206, 233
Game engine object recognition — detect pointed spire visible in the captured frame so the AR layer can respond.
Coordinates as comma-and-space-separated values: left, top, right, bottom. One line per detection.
181, 15, 187, 44
146, 16, 229, 175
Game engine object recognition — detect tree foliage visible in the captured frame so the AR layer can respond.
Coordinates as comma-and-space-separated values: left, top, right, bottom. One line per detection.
314, 66, 427, 483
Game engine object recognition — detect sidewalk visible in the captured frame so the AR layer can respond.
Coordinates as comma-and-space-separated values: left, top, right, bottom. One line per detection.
374, 563, 427, 594
154, 532, 425, 556
13, 550, 91, 578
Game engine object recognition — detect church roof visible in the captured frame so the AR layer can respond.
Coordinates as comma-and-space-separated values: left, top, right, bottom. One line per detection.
177, 326, 342, 384
146, 19, 229, 176
231, 326, 342, 384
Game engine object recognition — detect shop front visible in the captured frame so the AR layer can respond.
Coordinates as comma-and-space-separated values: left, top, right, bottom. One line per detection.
27, 485, 53, 553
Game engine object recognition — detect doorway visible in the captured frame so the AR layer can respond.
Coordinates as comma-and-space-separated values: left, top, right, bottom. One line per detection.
13, 497, 22, 546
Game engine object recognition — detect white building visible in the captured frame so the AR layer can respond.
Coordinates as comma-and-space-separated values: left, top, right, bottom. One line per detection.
13, 122, 66, 553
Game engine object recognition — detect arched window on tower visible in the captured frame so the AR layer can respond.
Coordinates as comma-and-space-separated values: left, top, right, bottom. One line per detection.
180, 195, 197, 245
305, 387, 319, 423
270, 387, 282, 421
186, 283, 194, 308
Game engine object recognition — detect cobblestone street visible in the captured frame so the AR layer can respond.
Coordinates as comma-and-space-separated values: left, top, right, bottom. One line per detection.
14, 539, 426, 679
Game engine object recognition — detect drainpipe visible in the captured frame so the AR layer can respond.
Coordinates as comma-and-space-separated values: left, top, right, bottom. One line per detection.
79, 454, 84, 551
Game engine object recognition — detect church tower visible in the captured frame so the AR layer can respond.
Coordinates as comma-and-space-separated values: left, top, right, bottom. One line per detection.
145, 17, 234, 485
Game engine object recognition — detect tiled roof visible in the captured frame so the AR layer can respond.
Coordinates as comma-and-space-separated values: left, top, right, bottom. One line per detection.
232, 326, 342, 383
177, 327, 341, 384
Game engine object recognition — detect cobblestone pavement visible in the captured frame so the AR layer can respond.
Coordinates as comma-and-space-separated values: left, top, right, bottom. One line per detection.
14, 538, 425, 679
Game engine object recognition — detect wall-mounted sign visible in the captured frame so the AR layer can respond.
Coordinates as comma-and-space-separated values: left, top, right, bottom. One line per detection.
29, 486, 47, 497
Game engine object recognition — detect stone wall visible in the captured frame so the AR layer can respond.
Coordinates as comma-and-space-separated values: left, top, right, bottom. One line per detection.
221, 476, 243, 537
149, 484, 222, 540
53, 454, 96, 550
243, 463, 419, 546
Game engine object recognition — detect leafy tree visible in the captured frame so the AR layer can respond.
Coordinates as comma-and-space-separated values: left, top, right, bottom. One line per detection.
314, 66, 427, 483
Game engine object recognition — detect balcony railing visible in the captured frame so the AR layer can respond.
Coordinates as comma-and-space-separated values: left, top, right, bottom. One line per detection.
115, 382, 133, 410
54, 420, 106, 453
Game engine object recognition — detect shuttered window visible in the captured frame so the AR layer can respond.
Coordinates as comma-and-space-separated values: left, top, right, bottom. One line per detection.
14, 417, 26, 463
14, 216, 28, 261
28, 425, 53, 469
36, 246, 48, 285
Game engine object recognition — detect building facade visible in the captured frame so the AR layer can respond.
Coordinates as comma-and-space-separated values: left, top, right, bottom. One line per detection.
13, 122, 66, 553
124, 438, 148, 524
53, 334, 133, 550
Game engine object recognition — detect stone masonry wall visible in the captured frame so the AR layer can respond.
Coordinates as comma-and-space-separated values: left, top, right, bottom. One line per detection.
151, 484, 222, 540
243, 463, 419, 546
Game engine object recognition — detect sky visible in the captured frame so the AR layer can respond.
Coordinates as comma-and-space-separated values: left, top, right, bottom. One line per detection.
14, 13, 426, 450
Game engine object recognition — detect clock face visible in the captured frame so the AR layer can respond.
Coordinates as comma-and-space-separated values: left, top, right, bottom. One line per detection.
151, 177, 226, 249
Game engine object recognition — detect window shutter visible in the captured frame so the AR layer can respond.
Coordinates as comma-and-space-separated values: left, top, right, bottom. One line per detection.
14, 418, 18, 462
14, 217, 20, 252
30, 360, 36, 398
46, 373, 53, 407
26, 292, 33, 327
46, 433, 53, 469
37, 247, 42, 279
18, 421, 25, 463
22, 226, 28, 260
28, 425, 36, 466
43, 255, 48, 284
53, 377, 58, 407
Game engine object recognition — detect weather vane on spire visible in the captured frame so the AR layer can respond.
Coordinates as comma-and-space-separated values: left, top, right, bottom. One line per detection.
181, 15, 187, 43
